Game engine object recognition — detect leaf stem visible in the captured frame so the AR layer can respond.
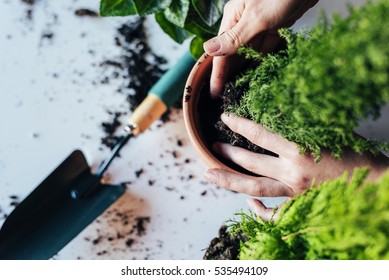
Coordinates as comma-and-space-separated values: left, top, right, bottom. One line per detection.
281, 226, 327, 240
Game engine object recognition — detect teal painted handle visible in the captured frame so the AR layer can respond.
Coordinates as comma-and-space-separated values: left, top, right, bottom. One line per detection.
149, 51, 196, 108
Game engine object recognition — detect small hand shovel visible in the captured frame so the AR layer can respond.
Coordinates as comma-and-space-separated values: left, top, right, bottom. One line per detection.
0, 51, 195, 260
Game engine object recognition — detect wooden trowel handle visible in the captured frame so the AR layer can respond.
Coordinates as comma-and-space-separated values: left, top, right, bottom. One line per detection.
127, 51, 195, 135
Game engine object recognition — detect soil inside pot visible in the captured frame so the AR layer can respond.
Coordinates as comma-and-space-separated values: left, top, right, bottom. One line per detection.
198, 81, 275, 175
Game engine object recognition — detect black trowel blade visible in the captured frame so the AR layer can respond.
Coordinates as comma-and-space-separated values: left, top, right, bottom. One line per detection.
0, 150, 125, 260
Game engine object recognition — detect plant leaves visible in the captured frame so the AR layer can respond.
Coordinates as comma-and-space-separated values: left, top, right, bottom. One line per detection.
133, 0, 172, 16
184, 21, 214, 40
100, 0, 137, 16
155, 12, 191, 44
185, 5, 220, 36
189, 36, 204, 59
164, 0, 190, 27
100, 0, 224, 50
191, 0, 227, 26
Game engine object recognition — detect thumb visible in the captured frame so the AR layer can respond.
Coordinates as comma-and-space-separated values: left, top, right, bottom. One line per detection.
203, 20, 252, 56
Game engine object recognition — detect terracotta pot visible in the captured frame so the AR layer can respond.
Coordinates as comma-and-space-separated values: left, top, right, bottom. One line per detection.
183, 53, 243, 174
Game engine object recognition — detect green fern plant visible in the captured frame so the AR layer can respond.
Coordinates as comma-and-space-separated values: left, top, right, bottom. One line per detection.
230, 0, 389, 161
228, 168, 389, 260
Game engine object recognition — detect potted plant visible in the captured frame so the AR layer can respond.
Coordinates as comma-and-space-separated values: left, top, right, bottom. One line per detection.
183, 0, 389, 259
183, 0, 389, 173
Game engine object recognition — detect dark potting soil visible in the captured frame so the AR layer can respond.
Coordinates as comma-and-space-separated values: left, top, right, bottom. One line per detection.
20, 0, 36, 21
0, 195, 21, 224
85, 18, 198, 257
198, 82, 275, 175
21, 0, 35, 4
83, 202, 152, 258
217, 83, 267, 154
203, 225, 247, 260
74, 9, 99, 18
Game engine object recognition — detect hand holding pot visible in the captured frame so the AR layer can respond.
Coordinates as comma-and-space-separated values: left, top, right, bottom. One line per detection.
203, 0, 318, 97
204, 113, 389, 220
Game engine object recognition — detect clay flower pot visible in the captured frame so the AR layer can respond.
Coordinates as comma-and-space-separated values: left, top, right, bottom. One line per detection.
183, 53, 242, 174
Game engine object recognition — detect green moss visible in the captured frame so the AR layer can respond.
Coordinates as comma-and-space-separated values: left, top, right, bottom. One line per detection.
230, 0, 389, 161
228, 169, 389, 259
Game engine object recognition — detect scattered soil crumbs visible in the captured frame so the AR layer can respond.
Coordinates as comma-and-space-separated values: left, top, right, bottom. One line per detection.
203, 225, 247, 260
74, 9, 99, 17
0, 195, 21, 223
101, 111, 123, 150
134, 216, 150, 236
148, 180, 155, 186
98, 18, 182, 150
135, 168, 144, 178
20, 0, 36, 21
83, 201, 152, 258
8, 195, 20, 208
126, 238, 134, 247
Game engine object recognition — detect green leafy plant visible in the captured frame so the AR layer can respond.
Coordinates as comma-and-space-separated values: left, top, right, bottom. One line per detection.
99, 0, 227, 57
230, 0, 389, 161
228, 168, 389, 260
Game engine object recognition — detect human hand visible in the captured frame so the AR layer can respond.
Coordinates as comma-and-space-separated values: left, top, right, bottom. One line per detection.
204, 113, 389, 219
203, 0, 318, 97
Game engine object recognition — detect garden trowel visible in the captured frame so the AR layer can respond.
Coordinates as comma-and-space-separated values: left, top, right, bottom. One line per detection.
0, 51, 195, 260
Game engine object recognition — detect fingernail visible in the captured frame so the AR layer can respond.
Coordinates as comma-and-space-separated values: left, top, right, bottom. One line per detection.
221, 112, 233, 123
204, 37, 221, 54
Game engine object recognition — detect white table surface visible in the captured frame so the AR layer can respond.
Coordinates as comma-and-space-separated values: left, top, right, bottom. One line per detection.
0, 0, 386, 260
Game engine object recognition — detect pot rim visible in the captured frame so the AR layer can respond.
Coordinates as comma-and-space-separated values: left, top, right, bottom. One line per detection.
182, 53, 243, 174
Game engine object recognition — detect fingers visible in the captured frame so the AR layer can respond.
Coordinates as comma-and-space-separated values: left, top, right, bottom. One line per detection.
221, 113, 298, 158
213, 142, 278, 177
204, 0, 250, 97
204, 168, 294, 197
247, 199, 279, 221
207, 31, 282, 97
209, 55, 240, 98
203, 25, 249, 56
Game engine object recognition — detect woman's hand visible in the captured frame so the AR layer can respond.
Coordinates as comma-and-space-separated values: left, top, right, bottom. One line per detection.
204, 113, 389, 219
203, 0, 318, 97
